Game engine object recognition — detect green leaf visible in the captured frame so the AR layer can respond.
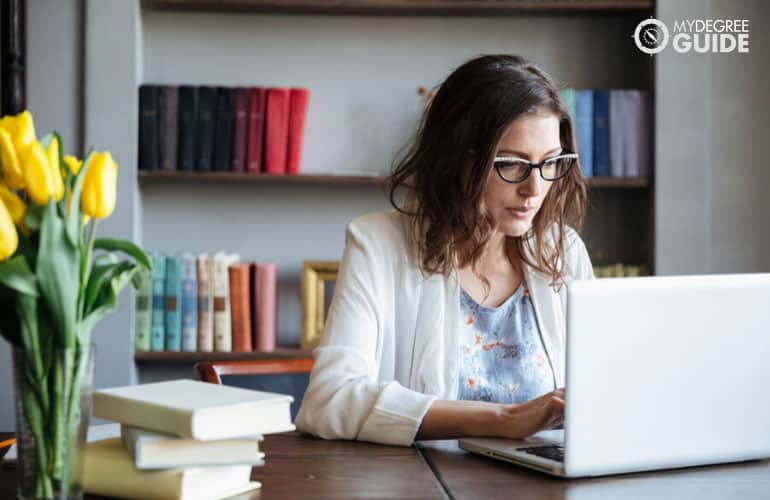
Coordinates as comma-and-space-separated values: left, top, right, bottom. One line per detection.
36, 199, 80, 347
0, 255, 38, 296
24, 204, 44, 233
0, 287, 22, 347
66, 149, 95, 247
80, 263, 139, 344
94, 238, 152, 271
83, 258, 132, 315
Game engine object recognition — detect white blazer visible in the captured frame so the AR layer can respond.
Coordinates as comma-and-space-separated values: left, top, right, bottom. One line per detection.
295, 209, 594, 446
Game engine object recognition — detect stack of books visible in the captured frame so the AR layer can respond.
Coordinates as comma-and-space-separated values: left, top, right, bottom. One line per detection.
134, 252, 277, 354
560, 88, 653, 179
138, 85, 310, 175
84, 379, 294, 500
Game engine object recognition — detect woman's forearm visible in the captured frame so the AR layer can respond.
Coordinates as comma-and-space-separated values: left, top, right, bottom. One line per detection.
416, 399, 505, 440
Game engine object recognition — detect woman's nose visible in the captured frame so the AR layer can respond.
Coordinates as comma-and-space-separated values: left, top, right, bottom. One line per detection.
518, 168, 542, 197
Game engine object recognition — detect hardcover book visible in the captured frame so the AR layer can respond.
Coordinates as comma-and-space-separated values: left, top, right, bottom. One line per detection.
164, 255, 182, 352
251, 263, 277, 352
286, 87, 310, 175
196, 254, 214, 352
133, 267, 152, 352
180, 253, 198, 352
93, 379, 295, 439
212, 86, 235, 171
609, 90, 626, 178
593, 90, 611, 178
574, 89, 593, 178
231, 87, 250, 173
138, 85, 160, 171
158, 85, 179, 172
177, 85, 198, 172
264, 87, 291, 174
246, 87, 267, 173
229, 264, 253, 352
150, 254, 166, 352
195, 85, 216, 172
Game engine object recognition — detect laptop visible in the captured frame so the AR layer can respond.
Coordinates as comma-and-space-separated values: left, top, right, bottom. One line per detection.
459, 273, 770, 478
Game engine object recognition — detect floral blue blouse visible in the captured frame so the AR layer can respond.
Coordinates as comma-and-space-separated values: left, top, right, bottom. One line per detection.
457, 281, 556, 404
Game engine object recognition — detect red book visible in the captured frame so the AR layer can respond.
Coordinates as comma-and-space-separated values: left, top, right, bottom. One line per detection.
263, 88, 290, 174
228, 264, 253, 352
246, 87, 267, 174
251, 263, 277, 352
286, 88, 310, 175
231, 87, 250, 172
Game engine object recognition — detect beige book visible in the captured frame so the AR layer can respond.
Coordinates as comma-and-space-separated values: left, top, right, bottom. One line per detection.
212, 252, 240, 352
196, 254, 214, 352
93, 379, 295, 440
82, 437, 260, 500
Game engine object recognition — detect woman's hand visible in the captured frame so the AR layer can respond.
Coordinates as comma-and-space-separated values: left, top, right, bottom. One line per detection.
497, 388, 565, 439
415, 388, 565, 441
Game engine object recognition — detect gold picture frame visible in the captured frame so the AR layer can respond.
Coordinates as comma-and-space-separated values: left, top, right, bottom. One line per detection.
301, 260, 339, 350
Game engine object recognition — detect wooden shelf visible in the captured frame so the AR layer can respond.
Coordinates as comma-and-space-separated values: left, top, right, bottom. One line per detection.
138, 171, 388, 185
135, 347, 312, 364
138, 171, 650, 188
141, 0, 655, 16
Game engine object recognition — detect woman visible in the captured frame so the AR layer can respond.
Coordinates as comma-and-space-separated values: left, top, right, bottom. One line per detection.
295, 54, 592, 446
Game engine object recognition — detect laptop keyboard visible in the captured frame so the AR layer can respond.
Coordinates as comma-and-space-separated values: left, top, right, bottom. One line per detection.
518, 445, 564, 462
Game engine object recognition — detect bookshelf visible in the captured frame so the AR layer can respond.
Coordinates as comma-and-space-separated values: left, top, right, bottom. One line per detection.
134, 347, 311, 364
141, 0, 655, 16
135, 0, 657, 380
138, 171, 651, 188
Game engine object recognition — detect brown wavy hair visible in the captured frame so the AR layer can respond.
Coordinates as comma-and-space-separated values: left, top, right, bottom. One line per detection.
388, 54, 587, 292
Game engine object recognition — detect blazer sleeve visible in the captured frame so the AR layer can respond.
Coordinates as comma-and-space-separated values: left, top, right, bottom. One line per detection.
295, 218, 437, 446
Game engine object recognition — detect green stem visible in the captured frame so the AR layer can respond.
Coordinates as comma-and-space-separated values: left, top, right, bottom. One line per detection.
50, 351, 69, 481
19, 364, 54, 499
78, 220, 98, 325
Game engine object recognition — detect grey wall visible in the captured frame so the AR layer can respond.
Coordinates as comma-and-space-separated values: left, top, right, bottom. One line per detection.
656, 0, 770, 274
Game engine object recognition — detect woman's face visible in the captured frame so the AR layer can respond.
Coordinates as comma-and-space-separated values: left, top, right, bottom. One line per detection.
482, 112, 561, 238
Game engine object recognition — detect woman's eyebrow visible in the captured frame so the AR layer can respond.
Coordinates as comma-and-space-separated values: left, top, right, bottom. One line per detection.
497, 147, 563, 159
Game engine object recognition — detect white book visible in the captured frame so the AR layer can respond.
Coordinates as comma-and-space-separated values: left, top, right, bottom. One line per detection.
83, 437, 260, 500
212, 252, 240, 352
121, 425, 265, 470
93, 379, 295, 440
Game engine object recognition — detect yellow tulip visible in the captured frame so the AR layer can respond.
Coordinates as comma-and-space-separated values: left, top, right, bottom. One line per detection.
45, 137, 64, 201
22, 142, 64, 205
64, 155, 83, 175
0, 127, 24, 189
0, 183, 26, 229
13, 111, 37, 150
81, 151, 117, 219
0, 197, 18, 260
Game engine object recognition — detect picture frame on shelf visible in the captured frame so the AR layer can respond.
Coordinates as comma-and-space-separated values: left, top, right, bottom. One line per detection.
301, 260, 340, 350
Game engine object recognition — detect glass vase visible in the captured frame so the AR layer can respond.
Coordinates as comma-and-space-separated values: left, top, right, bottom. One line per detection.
13, 344, 95, 500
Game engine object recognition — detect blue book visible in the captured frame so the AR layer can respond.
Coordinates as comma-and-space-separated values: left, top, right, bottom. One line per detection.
150, 254, 166, 352
593, 90, 611, 178
180, 253, 198, 352
560, 88, 576, 122
164, 255, 182, 352
609, 90, 626, 178
574, 90, 593, 178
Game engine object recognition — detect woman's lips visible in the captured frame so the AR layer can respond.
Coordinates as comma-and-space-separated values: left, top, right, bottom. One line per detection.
506, 207, 535, 219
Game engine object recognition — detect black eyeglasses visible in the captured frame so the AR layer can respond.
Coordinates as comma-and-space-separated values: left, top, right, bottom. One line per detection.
493, 152, 578, 183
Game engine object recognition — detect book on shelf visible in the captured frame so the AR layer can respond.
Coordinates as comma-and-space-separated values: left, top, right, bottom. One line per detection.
196, 254, 215, 352
138, 84, 160, 171
593, 263, 645, 278
177, 85, 198, 172
246, 86, 267, 174
150, 254, 167, 352
159, 85, 179, 172
180, 253, 198, 352
592, 89, 611, 178
264, 87, 291, 174
286, 87, 310, 175
134, 267, 152, 352
609, 90, 625, 178
574, 89, 593, 178
213, 252, 239, 352
195, 85, 216, 172
164, 255, 183, 352
231, 86, 250, 173
252, 263, 277, 352
93, 379, 295, 439
213, 86, 235, 172
121, 425, 264, 470
229, 263, 253, 352
82, 437, 260, 500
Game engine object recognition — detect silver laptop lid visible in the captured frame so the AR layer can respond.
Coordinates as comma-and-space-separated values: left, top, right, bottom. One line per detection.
564, 273, 770, 477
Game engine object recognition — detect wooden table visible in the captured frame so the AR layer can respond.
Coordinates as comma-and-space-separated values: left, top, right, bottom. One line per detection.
3, 432, 770, 499
417, 439, 770, 500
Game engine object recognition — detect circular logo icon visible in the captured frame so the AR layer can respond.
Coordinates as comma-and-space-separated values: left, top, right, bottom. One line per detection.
633, 18, 669, 55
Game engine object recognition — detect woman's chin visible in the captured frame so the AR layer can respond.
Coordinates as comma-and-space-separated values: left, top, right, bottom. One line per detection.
500, 220, 532, 238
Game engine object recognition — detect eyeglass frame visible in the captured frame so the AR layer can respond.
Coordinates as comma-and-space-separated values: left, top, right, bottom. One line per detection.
492, 152, 579, 183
